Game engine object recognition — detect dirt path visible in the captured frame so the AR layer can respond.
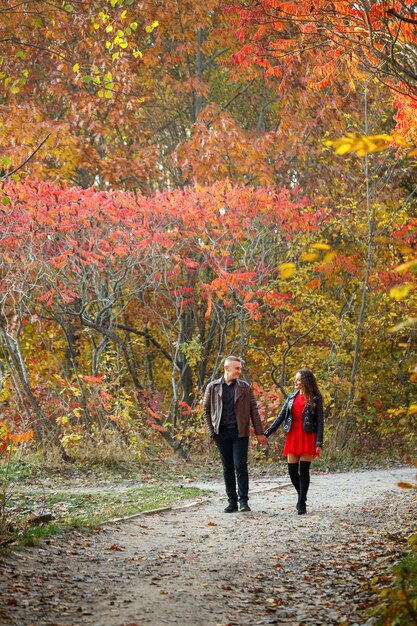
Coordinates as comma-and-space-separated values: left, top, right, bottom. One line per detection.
1, 466, 416, 626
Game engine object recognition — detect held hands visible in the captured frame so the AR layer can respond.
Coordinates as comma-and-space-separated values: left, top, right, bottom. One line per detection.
256, 433, 268, 447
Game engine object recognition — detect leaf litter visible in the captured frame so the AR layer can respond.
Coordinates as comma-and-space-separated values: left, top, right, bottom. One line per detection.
0, 467, 416, 626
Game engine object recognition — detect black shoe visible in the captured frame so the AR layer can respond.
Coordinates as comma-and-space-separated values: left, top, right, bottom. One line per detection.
224, 503, 238, 513
239, 503, 251, 512
296, 495, 306, 511
297, 502, 306, 515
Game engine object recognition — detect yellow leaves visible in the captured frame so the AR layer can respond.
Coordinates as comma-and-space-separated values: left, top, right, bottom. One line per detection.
133, 49, 143, 59
323, 251, 337, 263
145, 20, 159, 33
390, 318, 417, 332
311, 242, 331, 251
98, 71, 114, 98
72, 63, 80, 73
301, 252, 319, 262
280, 243, 334, 278
395, 259, 417, 274
324, 133, 394, 156
324, 133, 416, 157
301, 243, 335, 264
278, 262, 296, 279
97, 11, 110, 24
389, 284, 415, 301
61, 433, 83, 447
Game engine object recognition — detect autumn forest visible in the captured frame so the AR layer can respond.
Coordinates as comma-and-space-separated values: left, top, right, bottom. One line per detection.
1, 0, 417, 465
1, 3, 417, 625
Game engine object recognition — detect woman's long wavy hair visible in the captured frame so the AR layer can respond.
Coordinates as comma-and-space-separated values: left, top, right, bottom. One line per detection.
297, 368, 322, 407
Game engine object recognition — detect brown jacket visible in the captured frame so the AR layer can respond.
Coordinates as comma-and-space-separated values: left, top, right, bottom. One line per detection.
202, 376, 264, 437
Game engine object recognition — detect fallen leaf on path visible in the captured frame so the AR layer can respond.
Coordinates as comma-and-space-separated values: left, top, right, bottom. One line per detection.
108, 544, 124, 551
265, 597, 282, 606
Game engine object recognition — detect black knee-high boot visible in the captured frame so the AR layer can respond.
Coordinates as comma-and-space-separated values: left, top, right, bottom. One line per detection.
298, 460, 311, 515
287, 462, 300, 510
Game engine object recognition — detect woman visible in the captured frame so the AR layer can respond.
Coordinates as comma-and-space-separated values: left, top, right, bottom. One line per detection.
264, 368, 323, 514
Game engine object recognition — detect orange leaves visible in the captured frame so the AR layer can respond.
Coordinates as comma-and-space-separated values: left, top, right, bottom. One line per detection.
232, 0, 417, 144
10, 429, 34, 443
264, 290, 292, 308
146, 407, 166, 432
264, 65, 282, 81
83, 375, 103, 384
205, 293, 213, 318
37, 289, 55, 304
0, 419, 34, 453
1, 180, 313, 343
231, 44, 258, 67
245, 301, 261, 320
50, 251, 72, 268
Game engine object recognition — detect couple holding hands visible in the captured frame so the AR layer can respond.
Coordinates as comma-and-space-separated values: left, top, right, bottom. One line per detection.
203, 356, 324, 515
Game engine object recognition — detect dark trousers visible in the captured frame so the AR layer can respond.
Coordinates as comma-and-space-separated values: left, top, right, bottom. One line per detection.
214, 427, 249, 505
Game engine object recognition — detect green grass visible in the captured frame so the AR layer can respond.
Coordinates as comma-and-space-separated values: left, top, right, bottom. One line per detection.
0, 484, 208, 548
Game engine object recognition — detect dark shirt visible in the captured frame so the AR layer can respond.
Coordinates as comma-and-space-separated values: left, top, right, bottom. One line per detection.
220, 379, 237, 427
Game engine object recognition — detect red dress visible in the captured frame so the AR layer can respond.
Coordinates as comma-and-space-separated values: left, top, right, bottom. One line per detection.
283, 393, 320, 457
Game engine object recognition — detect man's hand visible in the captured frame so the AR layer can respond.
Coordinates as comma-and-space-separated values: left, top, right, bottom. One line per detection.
256, 434, 268, 447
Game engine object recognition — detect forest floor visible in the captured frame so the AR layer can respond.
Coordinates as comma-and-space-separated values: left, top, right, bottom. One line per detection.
0, 465, 416, 626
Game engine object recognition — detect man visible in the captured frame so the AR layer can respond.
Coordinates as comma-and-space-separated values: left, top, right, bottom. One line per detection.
203, 356, 267, 513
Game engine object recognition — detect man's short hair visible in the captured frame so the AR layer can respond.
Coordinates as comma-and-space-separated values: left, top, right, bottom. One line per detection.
224, 355, 244, 366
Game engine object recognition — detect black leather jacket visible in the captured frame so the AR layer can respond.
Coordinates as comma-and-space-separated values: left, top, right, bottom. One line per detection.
264, 390, 324, 447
